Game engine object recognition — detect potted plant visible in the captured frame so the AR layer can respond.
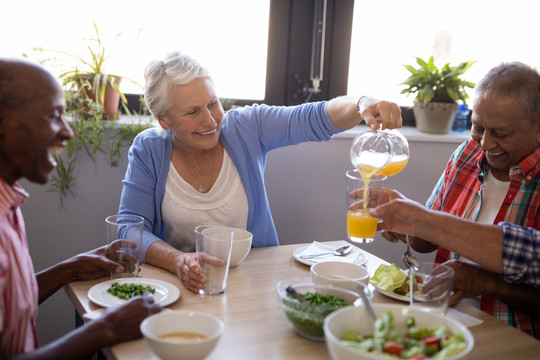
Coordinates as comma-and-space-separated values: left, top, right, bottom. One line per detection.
400, 56, 475, 134
30, 22, 151, 209
47, 92, 151, 209
34, 22, 139, 119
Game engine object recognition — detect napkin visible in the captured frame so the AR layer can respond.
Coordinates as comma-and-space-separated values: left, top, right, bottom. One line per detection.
446, 306, 484, 328
297, 241, 360, 264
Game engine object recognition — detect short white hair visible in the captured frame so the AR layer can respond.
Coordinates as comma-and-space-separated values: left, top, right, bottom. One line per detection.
144, 51, 211, 116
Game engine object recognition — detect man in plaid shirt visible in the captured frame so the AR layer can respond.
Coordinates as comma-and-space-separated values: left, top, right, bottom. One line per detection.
382, 62, 540, 338
371, 195, 540, 289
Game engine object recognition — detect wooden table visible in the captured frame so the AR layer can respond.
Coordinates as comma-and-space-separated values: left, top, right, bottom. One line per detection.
66, 241, 540, 359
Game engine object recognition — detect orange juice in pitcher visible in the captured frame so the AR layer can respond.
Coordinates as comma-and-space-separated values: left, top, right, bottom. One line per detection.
347, 128, 408, 242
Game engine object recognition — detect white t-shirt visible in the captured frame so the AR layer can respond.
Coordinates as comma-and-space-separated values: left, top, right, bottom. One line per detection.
462, 169, 510, 307
161, 150, 248, 252
476, 169, 511, 225
458, 170, 509, 264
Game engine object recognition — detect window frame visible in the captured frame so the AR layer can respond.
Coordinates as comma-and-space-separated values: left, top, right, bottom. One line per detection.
126, 0, 356, 110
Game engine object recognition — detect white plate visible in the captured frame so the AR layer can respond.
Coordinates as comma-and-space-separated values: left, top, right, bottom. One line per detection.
292, 245, 368, 266
373, 286, 410, 302
88, 278, 181, 308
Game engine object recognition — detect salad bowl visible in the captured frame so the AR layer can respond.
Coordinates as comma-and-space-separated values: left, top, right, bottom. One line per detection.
276, 275, 369, 341
324, 303, 474, 360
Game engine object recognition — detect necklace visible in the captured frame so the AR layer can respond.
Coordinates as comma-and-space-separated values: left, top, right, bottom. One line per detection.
178, 150, 210, 193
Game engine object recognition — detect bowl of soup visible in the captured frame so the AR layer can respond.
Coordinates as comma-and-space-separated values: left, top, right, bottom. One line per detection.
140, 310, 225, 360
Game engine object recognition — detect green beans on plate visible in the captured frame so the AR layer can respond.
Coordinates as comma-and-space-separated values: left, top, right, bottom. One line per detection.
107, 282, 156, 300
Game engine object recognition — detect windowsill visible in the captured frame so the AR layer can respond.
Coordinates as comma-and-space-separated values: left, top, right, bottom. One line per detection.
66, 113, 157, 126
83, 116, 469, 145
115, 114, 157, 126
335, 125, 470, 144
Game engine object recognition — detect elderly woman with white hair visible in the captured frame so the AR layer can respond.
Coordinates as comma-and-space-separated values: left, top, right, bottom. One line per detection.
118, 51, 402, 293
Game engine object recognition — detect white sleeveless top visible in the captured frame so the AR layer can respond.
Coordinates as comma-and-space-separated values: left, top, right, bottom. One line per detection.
161, 150, 248, 252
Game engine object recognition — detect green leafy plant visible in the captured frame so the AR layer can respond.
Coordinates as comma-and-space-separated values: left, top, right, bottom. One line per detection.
46, 155, 76, 210
400, 56, 476, 105
47, 93, 152, 210
32, 23, 153, 209
33, 21, 142, 119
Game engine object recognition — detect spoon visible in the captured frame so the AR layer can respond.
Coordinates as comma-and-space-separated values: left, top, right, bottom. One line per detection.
285, 286, 328, 315
299, 245, 352, 259
359, 288, 377, 323
402, 234, 419, 269
353, 282, 376, 331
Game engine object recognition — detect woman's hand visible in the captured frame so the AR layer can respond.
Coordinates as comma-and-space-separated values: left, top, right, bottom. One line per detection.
174, 252, 205, 293
174, 252, 224, 293
326, 96, 402, 131
357, 96, 402, 131
145, 241, 225, 293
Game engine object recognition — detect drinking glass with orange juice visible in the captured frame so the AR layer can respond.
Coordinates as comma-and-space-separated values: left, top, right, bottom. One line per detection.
348, 129, 409, 243
346, 170, 387, 243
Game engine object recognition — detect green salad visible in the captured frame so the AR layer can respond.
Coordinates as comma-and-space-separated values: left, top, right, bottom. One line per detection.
370, 264, 423, 297
341, 311, 468, 359
283, 292, 350, 340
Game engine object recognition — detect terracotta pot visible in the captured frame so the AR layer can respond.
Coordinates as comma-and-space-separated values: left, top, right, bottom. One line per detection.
102, 77, 122, 120
76, 76, 122, 120
413, 101, 458, 134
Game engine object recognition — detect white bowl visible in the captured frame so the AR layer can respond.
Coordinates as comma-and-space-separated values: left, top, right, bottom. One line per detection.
324, 304, 474, 360
140, 310, 225, 360
229, 228, 253, 267
311, 261, 370, 291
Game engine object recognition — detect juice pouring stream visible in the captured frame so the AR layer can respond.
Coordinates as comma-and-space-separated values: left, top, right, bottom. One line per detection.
350, 130, 393, 212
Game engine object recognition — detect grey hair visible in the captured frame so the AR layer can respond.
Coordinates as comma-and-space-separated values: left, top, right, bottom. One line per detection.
144, 52, 211, 116
476, 62, 540, 122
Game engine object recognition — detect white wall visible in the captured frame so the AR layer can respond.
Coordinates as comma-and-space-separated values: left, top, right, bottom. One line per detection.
21, 126, 468, 346
265, 127, 467, 265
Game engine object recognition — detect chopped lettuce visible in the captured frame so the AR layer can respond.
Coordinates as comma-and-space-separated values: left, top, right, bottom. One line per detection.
370, 264, 408, 291
435, 342, 468, 359
341, 311, 469, 359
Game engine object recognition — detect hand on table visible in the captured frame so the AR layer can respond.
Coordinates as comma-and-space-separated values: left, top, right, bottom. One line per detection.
99, 296, 162, 344
175, 252, 223, 293
443, 260, 492, 306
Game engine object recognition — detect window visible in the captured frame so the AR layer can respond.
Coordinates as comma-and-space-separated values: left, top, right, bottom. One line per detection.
347, 0, 540, 106
2, 0, 270, 100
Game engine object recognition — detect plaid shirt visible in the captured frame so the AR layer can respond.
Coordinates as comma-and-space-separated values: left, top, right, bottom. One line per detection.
501, 222, 540, 289
427, 139, 540, 338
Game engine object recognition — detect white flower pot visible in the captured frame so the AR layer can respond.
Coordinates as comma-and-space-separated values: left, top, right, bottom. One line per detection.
413, 101, 458, 134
